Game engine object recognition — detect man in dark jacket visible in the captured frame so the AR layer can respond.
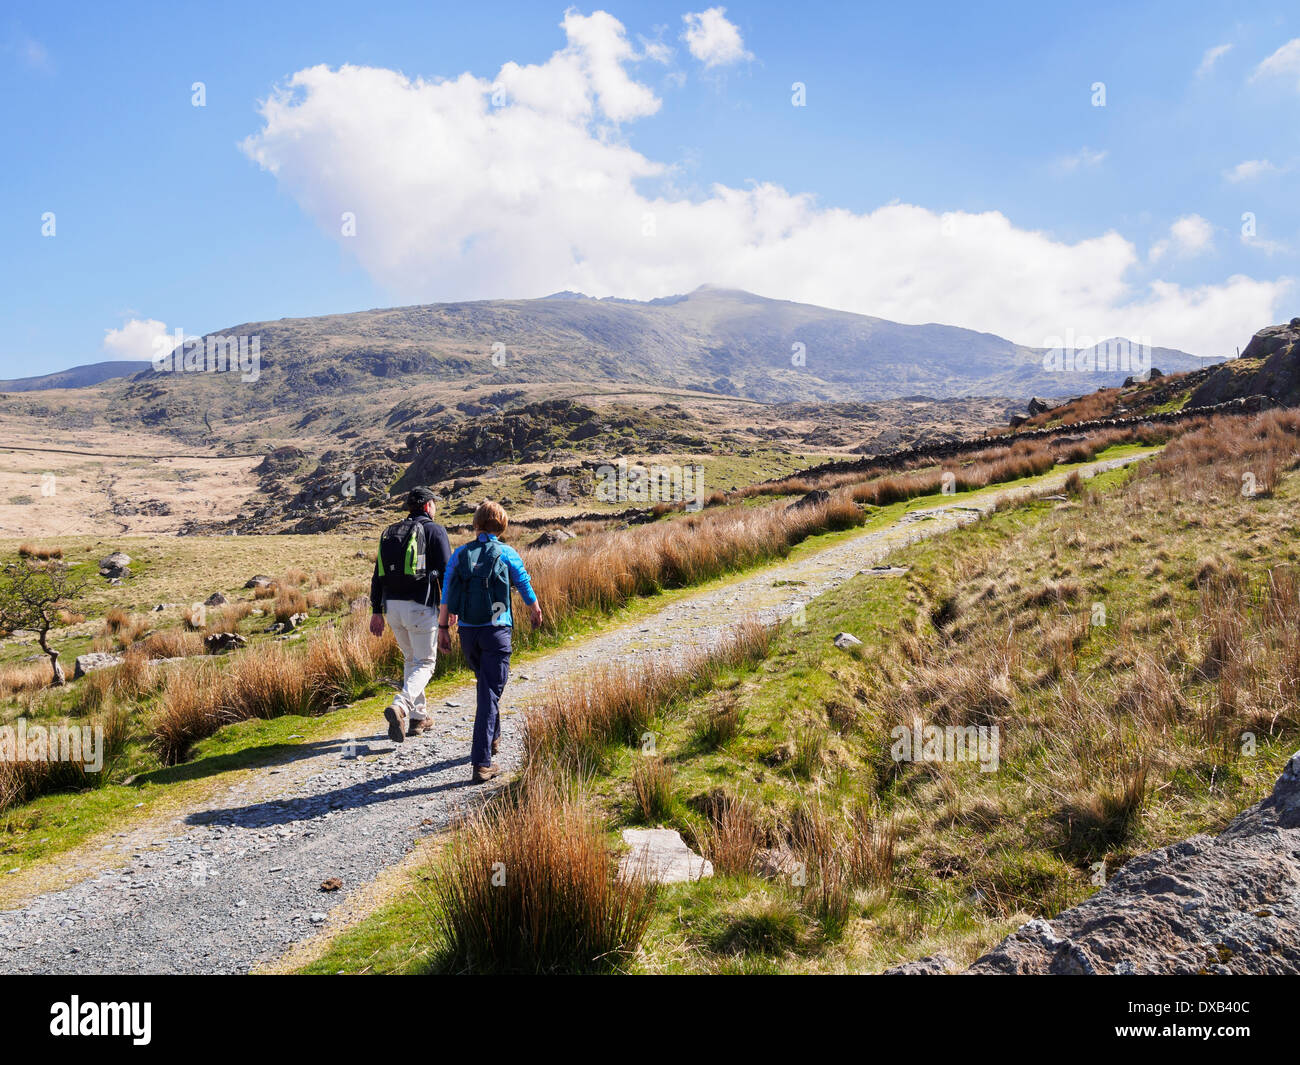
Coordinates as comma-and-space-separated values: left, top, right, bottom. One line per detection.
369, 487, 452, 742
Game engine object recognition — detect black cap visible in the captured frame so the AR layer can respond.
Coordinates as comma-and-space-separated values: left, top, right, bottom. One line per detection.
406, 487, 437, 513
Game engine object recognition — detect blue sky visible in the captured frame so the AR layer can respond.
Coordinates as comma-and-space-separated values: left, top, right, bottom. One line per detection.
2, 0, 1297, 377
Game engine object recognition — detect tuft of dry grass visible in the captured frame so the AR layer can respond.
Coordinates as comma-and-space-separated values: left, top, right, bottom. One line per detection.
17, 543, 62, 560
136, 627, 205, 660
0, 658, 56, 698
428, 777, 658, 973
273, 587, 309, 624
524, 621, 772, 773
151, 611, 401, 763
704, 793, 765, 876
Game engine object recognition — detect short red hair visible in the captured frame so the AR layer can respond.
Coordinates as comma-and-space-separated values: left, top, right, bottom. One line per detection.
473, 500, 508, 534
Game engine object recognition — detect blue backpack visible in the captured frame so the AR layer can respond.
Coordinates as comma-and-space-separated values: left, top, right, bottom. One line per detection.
448, 539, 511, 625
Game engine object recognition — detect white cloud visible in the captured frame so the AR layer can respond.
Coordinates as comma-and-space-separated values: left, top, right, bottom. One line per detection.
1197, 43, 1232, 77
240, 11, 1289, 358
1252, 38, 1300, 88
1224, 158, 1281, 182
682, 8, 751, 68
1149, 215, 1215, 262
1242, 232, 1292, 256
102, 318, 170, 361
1052, 147, 1107, 175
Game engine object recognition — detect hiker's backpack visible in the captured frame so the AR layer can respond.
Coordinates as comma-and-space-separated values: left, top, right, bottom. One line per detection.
449, 539, 511, 625
376, 517, 439, 604
379, 517, 428, 580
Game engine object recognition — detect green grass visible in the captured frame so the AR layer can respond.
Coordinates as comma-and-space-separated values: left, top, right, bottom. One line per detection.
0, 443, 1151, 887
297, 439, 1300, 974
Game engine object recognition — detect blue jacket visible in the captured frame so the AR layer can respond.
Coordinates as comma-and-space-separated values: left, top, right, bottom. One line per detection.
442, 533, 537, 627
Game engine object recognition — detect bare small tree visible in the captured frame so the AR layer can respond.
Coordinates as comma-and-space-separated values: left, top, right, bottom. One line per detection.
0, 556, 88, 686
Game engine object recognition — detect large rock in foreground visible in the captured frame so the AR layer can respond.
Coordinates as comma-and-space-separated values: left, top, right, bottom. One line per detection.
966, 750, 1300, 974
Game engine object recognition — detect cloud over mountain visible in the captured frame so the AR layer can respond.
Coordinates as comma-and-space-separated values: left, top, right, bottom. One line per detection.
240, 9, 1290, 357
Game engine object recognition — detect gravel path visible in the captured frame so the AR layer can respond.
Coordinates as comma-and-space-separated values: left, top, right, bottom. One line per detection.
0, 454, 1148, 973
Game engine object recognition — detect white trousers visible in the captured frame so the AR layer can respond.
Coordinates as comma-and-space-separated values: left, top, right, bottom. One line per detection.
385, 598, 438, 720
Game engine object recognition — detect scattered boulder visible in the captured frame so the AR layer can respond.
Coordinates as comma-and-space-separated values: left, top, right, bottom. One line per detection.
272, 612, 308, 634
832, 632, 863, 649
787, 489, 831, 511
72, 652, 124, 679
530, 527, 577, 548
617, 829, 713, 884
203, 632, 248, 654
204, 592, 229, 607
1027, 397, 1051, 416
244, 575, 274, 590
883, 954, 958, 975
150, 602, 181, 613
98, 552, 131, 579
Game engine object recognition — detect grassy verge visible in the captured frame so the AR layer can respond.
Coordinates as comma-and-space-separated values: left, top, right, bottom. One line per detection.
0, 442, 1152, 881
294, 410, 1300, 974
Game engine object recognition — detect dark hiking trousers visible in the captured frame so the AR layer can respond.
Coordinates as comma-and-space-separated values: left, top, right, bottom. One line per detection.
460, 625, 512, 768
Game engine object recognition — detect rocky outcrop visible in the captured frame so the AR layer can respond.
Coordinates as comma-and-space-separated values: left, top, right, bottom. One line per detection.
97, 552, 131, 579
1189, 319, 1300, 409
936, 750, 1300, 975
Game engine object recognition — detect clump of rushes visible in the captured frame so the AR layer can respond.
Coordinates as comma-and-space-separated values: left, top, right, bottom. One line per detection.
631, 756, 674, 822
524, 620, 772, 774
704, 793, 765, 877
695, 693, 745, 749
151, 609, 401, 763
0, 705, 128, 813
428, 776, 657, 974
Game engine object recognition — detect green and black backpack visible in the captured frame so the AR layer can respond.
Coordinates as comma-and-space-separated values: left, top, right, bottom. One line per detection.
376, 516, 439, 605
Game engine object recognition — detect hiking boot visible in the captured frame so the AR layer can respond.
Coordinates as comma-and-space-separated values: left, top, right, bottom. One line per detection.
491, 734, 500, 755
407, 715, 433, 737
471, 764, 500, 784
383, 704, 407, 744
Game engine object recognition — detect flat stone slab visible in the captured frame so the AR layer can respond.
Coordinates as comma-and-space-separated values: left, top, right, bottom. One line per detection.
618, 829, 713, 884
72, 652, 124, 678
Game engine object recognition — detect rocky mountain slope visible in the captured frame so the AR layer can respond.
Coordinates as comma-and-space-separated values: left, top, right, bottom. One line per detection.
0, 360, 150, 392
91, 288, 1212, 439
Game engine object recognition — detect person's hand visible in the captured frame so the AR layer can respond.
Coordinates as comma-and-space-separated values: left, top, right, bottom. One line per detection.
529, 603, 543, 628
368, 613, 385, 637
437, 626, 452, 654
